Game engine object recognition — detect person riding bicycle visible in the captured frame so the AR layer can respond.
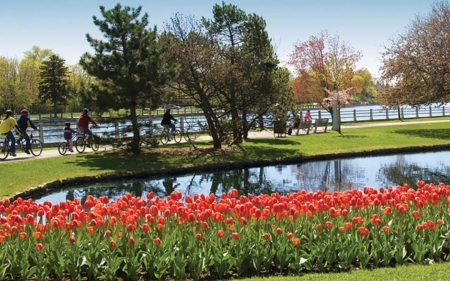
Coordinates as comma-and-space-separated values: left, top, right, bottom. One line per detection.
63, 122, 76, 152
0, 109, 21, 157
77, 108, 98, 147
16, 108, 39, 154
161, 108, 177, 133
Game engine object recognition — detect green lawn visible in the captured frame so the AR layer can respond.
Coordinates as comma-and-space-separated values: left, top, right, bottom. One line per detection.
2, 120, 450, 198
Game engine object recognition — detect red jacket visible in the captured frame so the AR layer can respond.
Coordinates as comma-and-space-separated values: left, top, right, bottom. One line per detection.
77, 114, 97, 130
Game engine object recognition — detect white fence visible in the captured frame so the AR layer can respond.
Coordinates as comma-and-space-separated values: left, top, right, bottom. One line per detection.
25, 105, 450, 146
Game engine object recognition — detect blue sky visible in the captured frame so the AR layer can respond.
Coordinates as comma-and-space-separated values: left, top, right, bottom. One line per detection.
0, 0, 436, 77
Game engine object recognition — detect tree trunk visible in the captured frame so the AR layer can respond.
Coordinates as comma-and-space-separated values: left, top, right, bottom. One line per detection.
205, 113, 222, 149
53, 103, 57, 118
129, 103, 140, 153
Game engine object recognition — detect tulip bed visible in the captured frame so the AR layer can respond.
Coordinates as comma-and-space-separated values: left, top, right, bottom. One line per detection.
1, 181, 450, 280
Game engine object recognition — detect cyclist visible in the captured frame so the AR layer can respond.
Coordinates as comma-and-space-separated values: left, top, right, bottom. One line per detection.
0, 110, 21, 157
77, 108, 99, 147
63, 122, 76, 152
161, 108, 177, 132
16, 108, 39, 154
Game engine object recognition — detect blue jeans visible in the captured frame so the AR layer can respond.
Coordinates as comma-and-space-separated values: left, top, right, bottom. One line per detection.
83, 129, 93, 143
162, 123, 176, 133
22, 130, 31, 150
7, 131, 16, 153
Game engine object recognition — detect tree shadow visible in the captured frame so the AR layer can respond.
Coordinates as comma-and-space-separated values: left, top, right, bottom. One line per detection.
394, 128, 450, 140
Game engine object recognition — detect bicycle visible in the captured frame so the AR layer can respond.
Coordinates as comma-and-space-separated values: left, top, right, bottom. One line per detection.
74, 126, 100, 153
160, 124, 182, 145
58, 132, 78, 155
17, 129, 43, 156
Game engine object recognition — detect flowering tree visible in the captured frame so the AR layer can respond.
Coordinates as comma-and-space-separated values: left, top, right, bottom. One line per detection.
288, 30, 361, 124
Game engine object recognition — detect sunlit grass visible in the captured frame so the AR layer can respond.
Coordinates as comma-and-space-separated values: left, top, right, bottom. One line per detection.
240, 262, 449, 281
2, 121, 450, 198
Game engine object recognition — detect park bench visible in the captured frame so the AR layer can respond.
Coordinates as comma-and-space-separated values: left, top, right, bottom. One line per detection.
295, 119, 313, 135
313, 118, 329, 133
273, 120, 287, 137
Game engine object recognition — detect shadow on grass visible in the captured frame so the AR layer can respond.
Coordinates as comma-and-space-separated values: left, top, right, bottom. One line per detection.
244, 138, 300, 145
66, 142, 303, 172
333, 134, 367, 139
394, 128, 450, 140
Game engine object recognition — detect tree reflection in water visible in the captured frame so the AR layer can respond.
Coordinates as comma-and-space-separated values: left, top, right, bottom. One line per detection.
32, 151, 450, 204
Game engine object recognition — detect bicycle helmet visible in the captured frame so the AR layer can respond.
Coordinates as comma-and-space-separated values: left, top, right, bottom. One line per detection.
21, 108, 28, 114
82, 108, 89, 114
64, 122, 71, 126
5, 109, 12, 115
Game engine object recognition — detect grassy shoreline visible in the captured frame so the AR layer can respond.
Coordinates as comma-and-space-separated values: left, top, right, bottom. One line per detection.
2, 119, 450, 198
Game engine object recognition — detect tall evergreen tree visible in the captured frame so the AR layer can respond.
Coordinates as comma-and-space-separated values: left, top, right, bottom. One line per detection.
38, 54, 70, 117
80, 4, 176, 153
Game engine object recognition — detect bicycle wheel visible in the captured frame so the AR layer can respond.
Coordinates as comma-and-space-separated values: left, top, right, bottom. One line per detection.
0, 141, 9, 160
184, 130, 200, 142
30, 139, 43, 156
90, 137, 99, 151
172, 130, 182, 143
75, 137, 86, 153
160, 133, 169, 145
58, 142, 67, 155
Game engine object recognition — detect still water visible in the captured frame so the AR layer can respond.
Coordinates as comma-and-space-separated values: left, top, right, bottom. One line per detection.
33, 150, 450, 204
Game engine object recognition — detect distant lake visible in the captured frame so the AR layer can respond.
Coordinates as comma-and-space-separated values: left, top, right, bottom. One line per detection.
33, 150, 450, 204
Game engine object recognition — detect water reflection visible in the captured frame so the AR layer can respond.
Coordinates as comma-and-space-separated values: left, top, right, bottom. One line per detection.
33, 150, 450, 204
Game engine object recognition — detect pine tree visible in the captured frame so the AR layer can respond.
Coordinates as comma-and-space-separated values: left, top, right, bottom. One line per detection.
38, 55, 69, 117
80, 4, 177, 153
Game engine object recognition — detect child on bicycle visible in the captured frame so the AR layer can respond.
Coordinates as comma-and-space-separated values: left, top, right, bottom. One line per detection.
63, 122, 76, 152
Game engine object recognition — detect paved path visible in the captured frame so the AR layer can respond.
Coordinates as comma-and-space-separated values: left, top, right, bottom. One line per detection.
1, 119, 449, 162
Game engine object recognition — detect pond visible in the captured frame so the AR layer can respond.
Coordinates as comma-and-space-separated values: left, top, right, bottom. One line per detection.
32, 150, 450, 204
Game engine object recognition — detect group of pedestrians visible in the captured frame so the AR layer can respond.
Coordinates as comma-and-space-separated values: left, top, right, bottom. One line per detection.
0, 108, 98, 157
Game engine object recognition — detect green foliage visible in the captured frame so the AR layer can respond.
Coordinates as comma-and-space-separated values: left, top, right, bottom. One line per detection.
80, 3, 177, 153
38, 54, 70, 117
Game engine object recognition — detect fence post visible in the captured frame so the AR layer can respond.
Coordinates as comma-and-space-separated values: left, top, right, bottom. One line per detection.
429, 106, 432, 117
115, 121, 119, 138
353, 109, 357, 122
416, 107, 419, 118
386, 109, 389, 120
370, 109, 373, 121
318, 110, 322, 119
39, 116, 44, 145
401, 108, 404, 119
180, 116, 184, 133
443, 107, 446, 116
